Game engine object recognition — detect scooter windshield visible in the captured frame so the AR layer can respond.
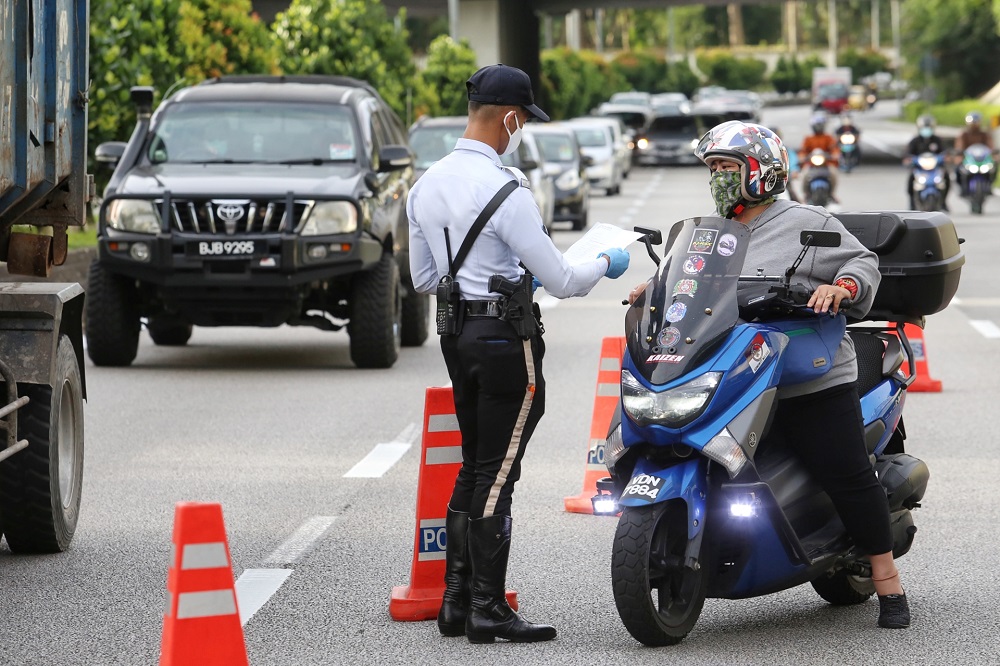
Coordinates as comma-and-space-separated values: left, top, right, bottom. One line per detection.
626, 216, 751, 385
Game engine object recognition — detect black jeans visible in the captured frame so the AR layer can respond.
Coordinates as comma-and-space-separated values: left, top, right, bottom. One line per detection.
771, 383, 892, 555
441, 318, 545, 519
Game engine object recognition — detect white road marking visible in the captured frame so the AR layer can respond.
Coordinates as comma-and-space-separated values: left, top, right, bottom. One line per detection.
235, 568, 293, 625
263, 516, 337, 565
343, 424, 419, 478
235, 515, 338, 625
970, 320, 1000, 339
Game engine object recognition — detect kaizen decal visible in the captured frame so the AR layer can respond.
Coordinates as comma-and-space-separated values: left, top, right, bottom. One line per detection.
717, 233, 738, 257
683, 256, 706, 275
647, 354, 685, 364
688, 229, 718, 254
665, 301, 688, 322
658, 326, 682, 347
746, 333, 770, 373
672, 279, 698, 298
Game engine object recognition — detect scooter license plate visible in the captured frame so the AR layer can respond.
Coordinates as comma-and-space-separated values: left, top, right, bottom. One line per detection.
621, 473, 664, 504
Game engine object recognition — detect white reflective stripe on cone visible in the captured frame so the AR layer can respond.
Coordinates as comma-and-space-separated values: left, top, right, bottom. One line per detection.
597, 382, 619, 397
182, 542, 230, 570
428, 413, 459, 433
600, 357, 620, 371
176, 589, 238, 619
425, 446, 462, 465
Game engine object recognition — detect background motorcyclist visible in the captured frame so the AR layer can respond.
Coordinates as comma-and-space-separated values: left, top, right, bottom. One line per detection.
834, 111, 862, 171
954, 111, 995, 194
799, 112, 840, 202
905, 114, 950, 210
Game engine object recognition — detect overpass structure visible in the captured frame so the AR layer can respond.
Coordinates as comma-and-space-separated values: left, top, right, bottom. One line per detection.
254, 1, 901, 95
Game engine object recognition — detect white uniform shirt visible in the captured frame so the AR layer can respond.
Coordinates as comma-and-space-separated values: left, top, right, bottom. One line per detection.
408, 138, 607, 300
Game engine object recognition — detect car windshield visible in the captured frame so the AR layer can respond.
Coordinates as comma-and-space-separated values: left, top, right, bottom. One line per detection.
533, 134, 576, 163
146, 102, 359, 165
649, 116, 699, 134
601, 111, 648, 131
573, 126, 609, 148
409, 125, 464, 170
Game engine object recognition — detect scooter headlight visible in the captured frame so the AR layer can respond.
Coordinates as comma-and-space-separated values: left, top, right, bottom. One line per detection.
621, 370, 721, 428
840, 134, 856, 145
967, 164, 981, 174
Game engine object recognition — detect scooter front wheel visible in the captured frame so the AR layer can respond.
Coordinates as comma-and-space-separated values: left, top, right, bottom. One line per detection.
611, 502, 708, 646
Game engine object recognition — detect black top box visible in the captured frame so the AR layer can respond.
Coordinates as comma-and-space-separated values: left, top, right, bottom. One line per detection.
834, 211, 965, 320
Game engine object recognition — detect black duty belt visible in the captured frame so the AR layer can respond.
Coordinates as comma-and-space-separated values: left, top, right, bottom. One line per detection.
464, 300, 502, 318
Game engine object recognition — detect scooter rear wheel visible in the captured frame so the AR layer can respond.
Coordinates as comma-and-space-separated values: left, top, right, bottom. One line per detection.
611, 502, 708, 646
810, 569, 875, 605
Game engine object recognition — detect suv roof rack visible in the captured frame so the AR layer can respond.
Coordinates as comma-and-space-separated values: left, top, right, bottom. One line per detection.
202, 75, 379, 96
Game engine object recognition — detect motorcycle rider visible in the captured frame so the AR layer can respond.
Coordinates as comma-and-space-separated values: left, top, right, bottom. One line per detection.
628, 121, 911, 629
798, 112, 840, 203
834, 111, 862, 168
905, 114, 950, 210
954, 111, 995, 195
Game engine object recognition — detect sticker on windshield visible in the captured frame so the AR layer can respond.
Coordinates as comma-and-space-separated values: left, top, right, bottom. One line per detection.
683, 256, 706, 275
646, 354, 684, 364
688, 229, 718, 254
717, 233, 738, 257
746, 333, 771, 373
672, 279, 698, 298
665, 302, 687, 323
658, 326, 682, 347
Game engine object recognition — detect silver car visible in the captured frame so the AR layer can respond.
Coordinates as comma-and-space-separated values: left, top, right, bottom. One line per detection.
567, 119, 624, 196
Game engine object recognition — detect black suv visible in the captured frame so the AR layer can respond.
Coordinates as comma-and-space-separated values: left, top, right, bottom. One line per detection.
89, 76, 426, 368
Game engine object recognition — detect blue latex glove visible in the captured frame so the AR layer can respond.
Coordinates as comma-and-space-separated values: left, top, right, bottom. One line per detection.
531, 276, 542, 293
599, 248, 630, 279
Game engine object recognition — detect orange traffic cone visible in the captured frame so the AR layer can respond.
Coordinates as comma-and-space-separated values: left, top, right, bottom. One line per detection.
564, 336, 626, 514
390, 387, 516, 621
901, 323, 942, 392
160, 502, 248, 666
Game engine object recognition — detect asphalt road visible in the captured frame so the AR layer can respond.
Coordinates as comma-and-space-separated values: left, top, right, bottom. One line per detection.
1, 102, 998, 666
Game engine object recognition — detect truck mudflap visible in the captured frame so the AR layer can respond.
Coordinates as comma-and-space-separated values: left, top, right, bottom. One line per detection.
0, 283, 86, 395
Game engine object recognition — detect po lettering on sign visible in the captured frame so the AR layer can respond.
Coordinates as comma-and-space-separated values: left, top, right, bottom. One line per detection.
420, 525, 447, 555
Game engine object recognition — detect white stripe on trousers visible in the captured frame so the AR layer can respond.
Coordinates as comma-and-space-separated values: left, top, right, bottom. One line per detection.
483, 338, 536, 517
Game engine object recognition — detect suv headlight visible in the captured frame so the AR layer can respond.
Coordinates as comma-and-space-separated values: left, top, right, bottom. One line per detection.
622, 370, 721, 428
106, 199, 160, 234
555, 169, 581, 190
301, 202, 358, 236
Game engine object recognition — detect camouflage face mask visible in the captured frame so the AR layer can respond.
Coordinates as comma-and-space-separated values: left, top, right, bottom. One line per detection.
710, 169, 742, 217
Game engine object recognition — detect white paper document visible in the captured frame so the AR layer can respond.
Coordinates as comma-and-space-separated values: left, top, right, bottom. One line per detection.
562, 223, 645, 266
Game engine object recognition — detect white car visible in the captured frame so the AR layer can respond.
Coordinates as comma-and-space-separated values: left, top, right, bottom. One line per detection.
567, 119, 624, 196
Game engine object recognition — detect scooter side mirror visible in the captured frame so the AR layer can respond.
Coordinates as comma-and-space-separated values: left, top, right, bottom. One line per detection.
799, 230, 841, 248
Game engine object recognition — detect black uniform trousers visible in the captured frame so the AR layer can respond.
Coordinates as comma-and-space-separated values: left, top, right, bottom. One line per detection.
440, 317, 545, 520
770, 382, 893, 555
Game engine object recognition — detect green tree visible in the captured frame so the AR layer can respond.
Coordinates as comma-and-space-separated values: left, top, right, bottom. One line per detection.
89, 0, 185, 156
273, 0, 415, 117
177, 0, 279, 81
665, 60, 701, 97
839, 48, 891, 83
696, 50, 767, 90
415, 35, 478, 118
611, 50, 667, 93
903, 0, 1000, 100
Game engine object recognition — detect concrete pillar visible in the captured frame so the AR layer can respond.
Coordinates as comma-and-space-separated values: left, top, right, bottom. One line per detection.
827, 0, 838, 68
456, 1, 541, 98
890, 0, 901, 72
871, 0, 880, 49
449, 0, 459, 42
566, 9, 582, 51
784, 1, 798, 53
728, 3, 745, 48
543, 14, 553, 50
595, 8, 604, 53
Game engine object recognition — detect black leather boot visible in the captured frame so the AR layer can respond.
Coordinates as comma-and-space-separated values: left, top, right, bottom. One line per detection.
466, 514, 556, 644
437, 507, 470, 636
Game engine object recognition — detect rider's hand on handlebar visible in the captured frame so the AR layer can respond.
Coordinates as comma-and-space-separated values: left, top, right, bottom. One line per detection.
808, 284, 853, 314
624, 280, 650, 305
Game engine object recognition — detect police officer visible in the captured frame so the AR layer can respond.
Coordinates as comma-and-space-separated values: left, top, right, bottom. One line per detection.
407, 64, 630, 644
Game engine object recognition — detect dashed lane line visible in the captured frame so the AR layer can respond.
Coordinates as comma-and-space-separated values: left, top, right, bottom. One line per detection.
970, 320, 1000, 339
342, 423, 420, 478
235, 515, 337, 625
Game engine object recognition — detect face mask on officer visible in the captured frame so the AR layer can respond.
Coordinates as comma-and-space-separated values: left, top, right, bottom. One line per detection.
500, 111, 523, 157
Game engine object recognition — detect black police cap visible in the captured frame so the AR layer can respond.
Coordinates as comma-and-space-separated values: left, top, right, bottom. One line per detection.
466, 64, 549, 122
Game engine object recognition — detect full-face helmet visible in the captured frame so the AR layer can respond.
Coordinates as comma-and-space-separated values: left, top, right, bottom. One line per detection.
809, 112, 827, 135
694, 121, 788, 203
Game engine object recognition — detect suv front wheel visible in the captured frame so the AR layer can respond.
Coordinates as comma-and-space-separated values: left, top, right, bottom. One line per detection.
348, 253, 402, 368
85, 261, 141, 367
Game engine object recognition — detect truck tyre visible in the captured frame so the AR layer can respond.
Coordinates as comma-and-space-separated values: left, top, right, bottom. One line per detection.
401, 291, 429, 347
348, 253, 402, 368
0, 336, 84, 553
147, 316, 193, 346
85, 260, 140, 366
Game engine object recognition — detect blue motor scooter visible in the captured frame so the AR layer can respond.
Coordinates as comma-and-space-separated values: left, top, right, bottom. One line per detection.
593, 216, 939, 646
